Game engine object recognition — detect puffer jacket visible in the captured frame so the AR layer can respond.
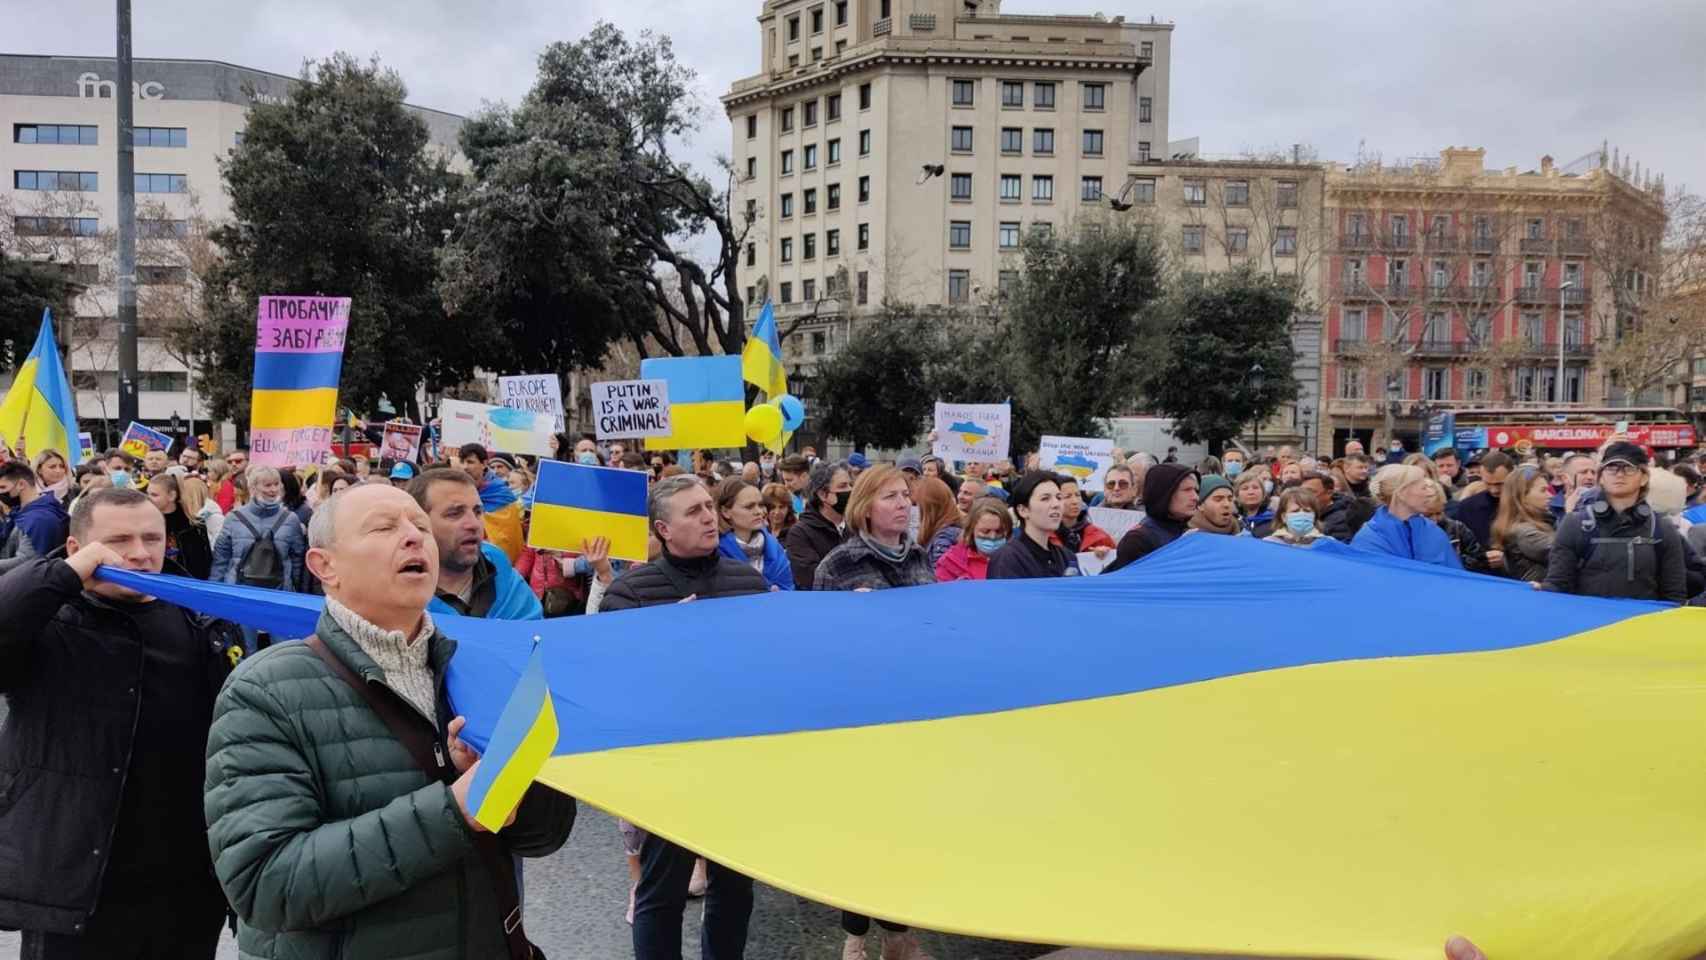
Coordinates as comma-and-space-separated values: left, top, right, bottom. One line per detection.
209, 500, 308, 591
203, 608, 577, 959
602, 548, 771, 609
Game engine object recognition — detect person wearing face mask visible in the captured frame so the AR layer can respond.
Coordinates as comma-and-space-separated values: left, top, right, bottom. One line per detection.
1352, 465, 1463, 568
758, 451, 778, 481
1222, 448, 1246, 479
785, 459, 854, 590
936, 499, 1013, 581
988, 471, 1076, 579
1543, 441, 1686, 601
1104, 464, 1200, 573
1263, 488, 1325, 546
1187, 475, 1246, 538
714, 477, 794, 591
1231, 469, 1276, 538
571, 437, 604, 466
0, 460, 71, 573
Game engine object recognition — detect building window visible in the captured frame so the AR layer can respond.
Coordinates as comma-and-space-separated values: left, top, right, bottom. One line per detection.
1183, 179, 1205, 205
1274, 226, 1298, 255
858, 223, 870, 250
859, 82, 872, 110
1082, 129, 1104, 157
1138, 97, 1152, 123
1225, 179, 1249, 206
804, 278, 817, 301
1032, 128, 1054, 155
1001, 81, 1024, 107
1523, 261, 1542, 290
54, 263, 99, 284
804, 188, 817, 214
746, 115, 758, 138
781, 149, 794, 174
1032, 175, 1054, 202
1000, 174, 1022, 201
747, 285, 756, 304
827, 94, 842, 121
1277, 180, 1298, 208
133, 126, 188, 148
999, 221, 1020, 249
858, 176, 870, 202
949, 220, 972, 249
781, 193, 795, 218
804, 233, 816, 260
1462, 368, 1488, 400
134, 173, 187, 193
1033, 82, 1055, 109
836, 0, 848, 24
1137, 141, 1151, 162
1342, 308, 1366, 341
1468, 314, 1491, 345
781, 281, 793, 303
857, 270, 869, 304
781, 107, 794, 131
1081, 83, 1106, 111
136, 264, 186, 285
14, 123, 99, 145
138, 218, 188, 239
1140, 40, 1154, 58
746, 242, 756, 267
811, 6, 824, 32
1423, 311, 1448, 342
1339, 365, 1365, 399
1424, 367, 1448, 401
951, 126, 974, 153
14, 170, 97, 191
1031, 222, 1054, 238
745, 198, 758, 222
952, 79, 976, 106
827, 183, 841, 209
1227, 227, 1249, 253
998, 270, 1019, 298
948, 269, 971, 303
746, 156, 757, 179
1182, 225, 1204, 253
811, 330, 827, 354
1391, 214, 1410, 243
803, 100, 818, 127
1000, 127, 1022, 154
859, 130, 871, 155
951, 173, 973, 200
1131, 177, 1156, 203
1526, 217, 1546, 240
827, 228, 840, 256
787, 15, 801, 40
1523, 312, 1544, 343
788, 54, 800, 67
1080, 176, 1103, 201
781, 238, 794, 262
798, 144, 814, 170
827, 138, 841, 164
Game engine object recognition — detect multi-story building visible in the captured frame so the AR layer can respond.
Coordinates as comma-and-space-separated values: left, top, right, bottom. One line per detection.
722, 0, 1171, 380
1321, 146, 1669, 454
0, 54, 462, 446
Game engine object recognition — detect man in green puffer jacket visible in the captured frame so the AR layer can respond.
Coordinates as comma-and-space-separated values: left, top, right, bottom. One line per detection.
204, 483, 576, 959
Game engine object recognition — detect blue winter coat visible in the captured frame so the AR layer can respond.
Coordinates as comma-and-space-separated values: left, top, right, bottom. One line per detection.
426, 541, 544, 620
209, 501, 309, 590
0, 495, 68, 563
1351, 506, 1463, 569
718, 529, 795, 591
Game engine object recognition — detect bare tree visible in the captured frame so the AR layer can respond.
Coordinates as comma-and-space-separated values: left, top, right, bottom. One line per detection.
1591, 185, 1705, 405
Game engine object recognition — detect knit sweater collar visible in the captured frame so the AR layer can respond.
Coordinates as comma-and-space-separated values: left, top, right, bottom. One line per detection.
325, 596, 435, 678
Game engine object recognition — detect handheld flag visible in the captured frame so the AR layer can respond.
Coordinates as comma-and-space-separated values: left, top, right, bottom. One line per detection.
249, 295, 351, 467
526, 459, 649, 563
741, 300, 787, 399
478, 473, 525, 564
0, 309, 80, 465
465, 641, 559, 832
639, 355, 746, 451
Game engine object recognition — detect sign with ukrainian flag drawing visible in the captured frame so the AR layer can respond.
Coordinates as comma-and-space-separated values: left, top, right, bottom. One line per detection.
440, 399, 553, 456
248, 295, 351, 467
932, 401, 1010, 461
526, 459, 651, 562
1039, 435, 1115, 490
639, 355, 746, 451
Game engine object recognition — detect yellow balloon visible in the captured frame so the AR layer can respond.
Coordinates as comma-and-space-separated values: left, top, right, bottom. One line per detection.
745, 404, 784, 444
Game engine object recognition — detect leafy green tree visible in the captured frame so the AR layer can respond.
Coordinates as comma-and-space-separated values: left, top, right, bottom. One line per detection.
1141, 265, 1302, 449
0, 246, 75, 372
813, 303, 950, 450
194, 54, 457, 423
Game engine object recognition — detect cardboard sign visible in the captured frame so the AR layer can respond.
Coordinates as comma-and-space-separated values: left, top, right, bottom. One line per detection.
77, 431, 94, 460
497, 374, 565, 433
932, 402, 1011, 461
440, 399, 553, 456
1039, 435, 1115, 491
1088, 506, 1144, 544
590, 379, 673, 440
119, 421, 173, 460
379, 421, 423, 463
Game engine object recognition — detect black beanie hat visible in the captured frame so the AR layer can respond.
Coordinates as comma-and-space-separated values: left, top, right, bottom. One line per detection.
1142, 463, 1194, 514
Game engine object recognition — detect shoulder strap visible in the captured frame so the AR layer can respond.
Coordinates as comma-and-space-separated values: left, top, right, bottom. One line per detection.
303, 636, 538, 960
230, 510, 263, 540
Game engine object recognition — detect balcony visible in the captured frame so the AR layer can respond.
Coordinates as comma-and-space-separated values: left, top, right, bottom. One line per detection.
1516, 284, 1557, 304
1334, 338, 1373, 354
1514, 339, 1595, 357
1519, 236, 1553, 254
1415, 338, 1471, 357
1339, 279, 1380, 299
1558, 236, 1590, 256
1471, 235, 1499, 253
1382, 230, 1414, 251
873, 16, 891, 35
1420, 231, 1463, 252
1339, 231, 1377, 252
1384, 283, 1414, 302
1561, 286, 1587, 306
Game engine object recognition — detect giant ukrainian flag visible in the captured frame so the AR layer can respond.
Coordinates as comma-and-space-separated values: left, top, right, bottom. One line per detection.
0, 309, 80, 465
525, 459, 650, 563
94, 536, 1706, 959
640, 355, 746, 451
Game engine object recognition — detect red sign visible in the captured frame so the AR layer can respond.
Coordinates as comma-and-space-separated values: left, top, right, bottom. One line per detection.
1482, 423, 1697, 449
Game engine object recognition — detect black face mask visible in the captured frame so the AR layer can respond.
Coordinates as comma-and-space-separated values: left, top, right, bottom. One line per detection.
0, 491, 20, 511
832, 490, 852, 515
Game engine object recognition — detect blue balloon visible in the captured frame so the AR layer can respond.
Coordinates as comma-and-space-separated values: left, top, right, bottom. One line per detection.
778, 394, 806, 432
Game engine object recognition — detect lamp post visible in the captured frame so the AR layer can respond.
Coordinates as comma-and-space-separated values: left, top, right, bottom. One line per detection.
1249, 363, 1265, 457
1384, 372, 1402, 449
170, 411, 182, 452
1300, 404, 1314, 456
787, 364, 809, 454
1556, 279, 1575, 407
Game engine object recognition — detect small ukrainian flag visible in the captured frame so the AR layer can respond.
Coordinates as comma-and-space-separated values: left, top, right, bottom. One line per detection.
526, 459, 650, 563
466, 642, 559, 833
0, 309, 81, 466
742, 300, 787, 399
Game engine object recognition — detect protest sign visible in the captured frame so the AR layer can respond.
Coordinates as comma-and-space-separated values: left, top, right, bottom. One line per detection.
77, 432, 94, 460
1039, 435, 1115, 491
380, 421, 424, 463
497, 374, 565, 433
590, 379, 673, 440
119, 421, 173, 460
1076, 552, 1106, 576
441, 398, 553, 456
527, 459, 651, 563
1088, 506, 1144, 544
932, 402, 1011, 462
249, 295, 352, 467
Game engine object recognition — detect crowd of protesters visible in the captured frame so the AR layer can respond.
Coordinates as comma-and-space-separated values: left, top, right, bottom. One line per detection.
4, 422, 1697, 960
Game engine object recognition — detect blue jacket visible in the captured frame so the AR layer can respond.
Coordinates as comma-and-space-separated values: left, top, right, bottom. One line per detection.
210, 501, 308, 591
1351, 506, 1463, 569
427, 541, 544, 620
2, 495, 69, 561
718, 529, 795, 591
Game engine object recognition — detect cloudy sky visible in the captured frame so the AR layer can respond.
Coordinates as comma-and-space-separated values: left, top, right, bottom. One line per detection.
19, 0, 1706, 196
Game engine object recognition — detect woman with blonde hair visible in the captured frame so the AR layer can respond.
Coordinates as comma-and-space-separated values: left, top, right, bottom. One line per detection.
1231, 468, 1276, 538
1351, 464, 1462, 567
177, 474, 226, 544
32, 448, 72, 505
1491, 465, 1556, 581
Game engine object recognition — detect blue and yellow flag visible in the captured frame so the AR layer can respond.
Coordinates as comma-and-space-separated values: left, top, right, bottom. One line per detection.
93, 536, 1706, 959
525, 459, 650, 563
741, 300, 787, 399
0, 309, 81, 465
465, 641, 558, 832
639, 355, 746, 451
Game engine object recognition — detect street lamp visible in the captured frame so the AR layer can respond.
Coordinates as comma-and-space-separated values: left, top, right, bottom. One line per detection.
1300, 404, 1314, 456
1249, 363, 1266, 456
169, 411, 182, 449
1556, 279, 1575, 406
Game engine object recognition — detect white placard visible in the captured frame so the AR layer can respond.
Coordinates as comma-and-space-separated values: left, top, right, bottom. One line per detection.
1076, 551, 1106, 576
932, 402, 1011, 461
497, 374, 565, 433
1039, 434, 1115, 491
590, 379, 673, 440
1088, 506, 1144, 544
440, 398, 554, 456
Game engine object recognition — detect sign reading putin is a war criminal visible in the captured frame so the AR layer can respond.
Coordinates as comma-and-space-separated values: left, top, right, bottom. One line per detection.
591, 379, 672, 440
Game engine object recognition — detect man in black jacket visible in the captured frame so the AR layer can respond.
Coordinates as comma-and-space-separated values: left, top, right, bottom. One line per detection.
603, 475, 768, 960
1322, 453, 1379, 543
0, 487, 242, 959
1450, 450, 1513, 550
1542, 441, 1687, 602
784, 459, 852, 590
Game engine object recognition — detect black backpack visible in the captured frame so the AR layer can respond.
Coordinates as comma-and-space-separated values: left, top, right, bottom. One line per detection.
232, 509, 291, 588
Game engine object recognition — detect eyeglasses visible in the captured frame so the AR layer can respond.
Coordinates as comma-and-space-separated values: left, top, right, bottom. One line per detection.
1600, 461, 1640, 477
1106, 479, 1133, 489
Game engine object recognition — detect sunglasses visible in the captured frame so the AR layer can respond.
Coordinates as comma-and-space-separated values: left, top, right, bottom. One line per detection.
1106, 479, 1133, 489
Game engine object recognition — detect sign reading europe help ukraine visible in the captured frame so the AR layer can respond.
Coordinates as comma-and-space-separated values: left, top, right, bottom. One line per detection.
1039, 435, 1115, 490
497, 374, 565, 433
932, 402, 1011, 461
248, 295, 352, 467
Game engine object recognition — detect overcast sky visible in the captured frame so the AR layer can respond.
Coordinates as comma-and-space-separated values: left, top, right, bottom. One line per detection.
18, 0, 1706, 199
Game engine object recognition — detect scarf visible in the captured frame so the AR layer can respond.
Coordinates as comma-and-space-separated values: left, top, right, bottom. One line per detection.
325, 596, 438, 723
1190, 509, 1242, 536
860, 531, 910, 564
